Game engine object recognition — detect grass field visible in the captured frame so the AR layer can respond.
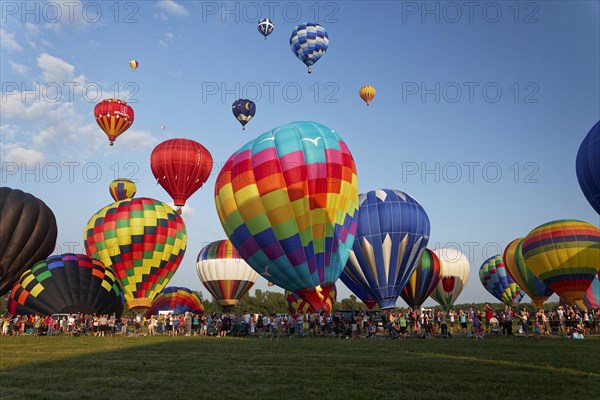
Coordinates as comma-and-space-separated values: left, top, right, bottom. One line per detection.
1, 335, 599, 400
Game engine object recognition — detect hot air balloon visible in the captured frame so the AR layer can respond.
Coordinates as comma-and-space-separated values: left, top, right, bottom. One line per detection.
340, 189, 430, 310
430, 248, 470, 309
232, 99, 256, 130
196, 240, 259, 308
290, 23, 328, 73
6, 254, 124, 317
359, 85, 376, 106
286, 285, 336, 315
0, 187, 58, 295
150, 139, 213, 214
129, 60, 139, 71
257, 18, 274, 39
479, 255, 524, 306
503, 238, 553, 308
94, 98, 134, 146
109, 178, 137, 202
576, 120, 600, 214
145, 287, 204, 317
214, 121, 359, 310
84, 197, 187, 310
400, 248, 441, 309
522, 219, 600, 305
582, 272, 600, 310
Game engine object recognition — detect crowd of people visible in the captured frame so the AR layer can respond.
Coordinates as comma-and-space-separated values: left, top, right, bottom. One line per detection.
1, 304, 598, 340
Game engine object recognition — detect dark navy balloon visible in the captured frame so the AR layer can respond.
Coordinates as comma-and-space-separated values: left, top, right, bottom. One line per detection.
340, 189, 431, 309
576, 120, 600, 214
232, 99, 256, 130
257, 18, 274, 39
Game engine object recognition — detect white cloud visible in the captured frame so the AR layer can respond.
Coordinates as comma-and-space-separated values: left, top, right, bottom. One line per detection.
1, 143, 45, 164
36, 53, 85, 83
24, 23, 40, 36
158, 32, 174, 48
117, 130, 160, 149
0, 124, 19, 141
9, 61, 30, 75
155, 1, 189, 17
0, 28, 22, 52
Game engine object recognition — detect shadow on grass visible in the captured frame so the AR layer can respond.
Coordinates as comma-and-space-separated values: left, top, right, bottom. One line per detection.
1, 335, 600, 400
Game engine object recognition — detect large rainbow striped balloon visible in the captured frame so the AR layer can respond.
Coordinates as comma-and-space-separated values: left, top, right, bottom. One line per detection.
522, 220, 600, 305
503, 238, 553, 308
145, 287, 203, 317
214, 121, 359, 310
401, 249, 442, 309
196, 240, 259, 308
479, 254, 524, 306
286, 285, 337, 315
84, 198, 187, 310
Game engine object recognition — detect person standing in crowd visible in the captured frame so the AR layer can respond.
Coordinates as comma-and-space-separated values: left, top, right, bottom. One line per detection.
185, 313, 192, 336
503, 306, 513, 335
296, 313, 304, 338
148, 315, 156, 337
98, 314, 107, 336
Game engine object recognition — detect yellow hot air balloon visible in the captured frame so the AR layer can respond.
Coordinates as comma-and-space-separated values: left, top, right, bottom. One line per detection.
129, 60, 139, 71
522, 220, 600, 305
109, 178, 137, 202
359, 85, 376, 106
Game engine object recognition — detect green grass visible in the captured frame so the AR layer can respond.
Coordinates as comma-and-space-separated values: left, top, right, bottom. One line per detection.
1, 335, 599, 399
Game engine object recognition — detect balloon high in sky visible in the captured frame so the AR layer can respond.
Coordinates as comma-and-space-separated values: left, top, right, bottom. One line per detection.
290, 23, 329, 73
214, 121, 359, 310
257, 18, 274, 39
93, 99, 134, 146
576, 120, 600, 215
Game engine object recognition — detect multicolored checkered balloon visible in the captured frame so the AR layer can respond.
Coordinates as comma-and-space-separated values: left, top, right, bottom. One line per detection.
286, 285, 336, 315
84, 197, 187, 310
214, 121, 359, 310
479, 254, 524, 306
145, 287, 203, 317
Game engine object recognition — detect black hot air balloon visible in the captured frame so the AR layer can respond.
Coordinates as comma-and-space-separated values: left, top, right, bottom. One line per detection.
232, 99, 256, 130
0, 187, 58, 295
6, 254, 124, 317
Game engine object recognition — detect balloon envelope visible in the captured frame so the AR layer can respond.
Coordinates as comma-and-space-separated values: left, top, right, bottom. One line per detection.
359, 85, 376, 106
582, 272, 600, 310
479, 254, 524, 306
84, 197, 187, 309
129, 60, 139, 71
576, 120, 600, 214
145, 287, 203, 317
0, 187, 58, 295
340, 189, 430, 309
290, 23, 328, 73
257, 18, 274, 39
6, 253, 124, 317
196, 240, 259, 308
94, 98, 134, 145
150, 138, 213, 213
400, 248, 441, 309
430, 248, 470, 309
522, 219, 600, 305
503, 238, 553, 308
214, 121, 359, 310
109, 178, 137, 202
286, 285, 336, 314
232, 99, 256, 129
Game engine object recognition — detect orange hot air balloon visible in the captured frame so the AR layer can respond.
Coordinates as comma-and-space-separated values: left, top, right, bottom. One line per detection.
359, 85, 376, 106
94, 99, 134, 146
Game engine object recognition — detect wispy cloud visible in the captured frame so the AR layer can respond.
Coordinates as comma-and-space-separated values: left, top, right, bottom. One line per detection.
9, 61, 30, 76
158, 32, 174, 48
155, 0, 189, 18
0, 28, 22, 52
36, 53, 85, 83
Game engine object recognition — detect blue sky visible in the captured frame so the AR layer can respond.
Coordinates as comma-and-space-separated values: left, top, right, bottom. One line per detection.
1, 0, 599, 307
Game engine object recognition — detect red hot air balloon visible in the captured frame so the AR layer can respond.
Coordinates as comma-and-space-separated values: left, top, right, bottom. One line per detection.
150, 139, 213, 214
94, 99, 134, 146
